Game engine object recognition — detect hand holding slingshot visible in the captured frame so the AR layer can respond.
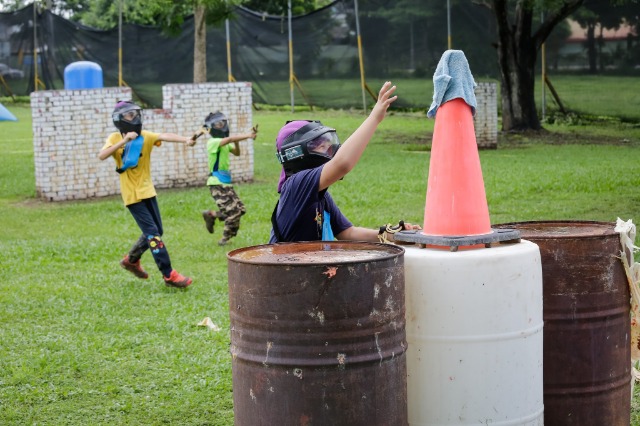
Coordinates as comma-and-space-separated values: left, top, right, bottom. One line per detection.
187, 128, 207, 146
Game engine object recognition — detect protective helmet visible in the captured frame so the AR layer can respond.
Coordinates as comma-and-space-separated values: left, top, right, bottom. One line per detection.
112, 100, 142, 135
204, 111, 229, 138
276, 120, 340, 177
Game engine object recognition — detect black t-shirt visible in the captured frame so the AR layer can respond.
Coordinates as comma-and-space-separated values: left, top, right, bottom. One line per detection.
269, 166, 352, 243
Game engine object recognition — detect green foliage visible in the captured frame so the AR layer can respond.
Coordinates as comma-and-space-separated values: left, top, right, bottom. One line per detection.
1, 103, 640, 424
363, 0, 439, 22
240, 0, 327, 16
59, 0, 234, 31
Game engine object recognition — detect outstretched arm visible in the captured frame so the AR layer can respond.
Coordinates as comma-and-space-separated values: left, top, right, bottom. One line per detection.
336, 226, 378, 242
219, 128, 258, 156
158, 132, 192, 145
318, 81, 397, 191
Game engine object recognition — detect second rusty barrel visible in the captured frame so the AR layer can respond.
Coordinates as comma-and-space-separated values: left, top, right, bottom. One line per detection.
495, 221, 630, 425
227, 241, 408, 426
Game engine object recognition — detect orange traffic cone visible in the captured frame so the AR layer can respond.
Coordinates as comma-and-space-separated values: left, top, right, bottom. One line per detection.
422, 97, 491, 236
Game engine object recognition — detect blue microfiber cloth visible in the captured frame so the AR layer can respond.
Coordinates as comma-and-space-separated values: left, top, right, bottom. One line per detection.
427, 50, 477, 118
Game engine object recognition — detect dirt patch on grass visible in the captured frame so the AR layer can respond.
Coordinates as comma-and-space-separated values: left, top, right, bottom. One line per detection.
378, 130, 432, 146
499, 128, 638, 147
383, 127, 638, 150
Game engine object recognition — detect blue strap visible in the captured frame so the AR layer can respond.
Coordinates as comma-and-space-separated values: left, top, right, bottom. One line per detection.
211, 170, 232, 184
322, 210, 334, 241
210, 146, 232, 183
116, 135, 143, 174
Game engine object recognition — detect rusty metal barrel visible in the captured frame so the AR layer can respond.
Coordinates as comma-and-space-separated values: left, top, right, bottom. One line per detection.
495, 221, 630, 425
227, 241, 408, 426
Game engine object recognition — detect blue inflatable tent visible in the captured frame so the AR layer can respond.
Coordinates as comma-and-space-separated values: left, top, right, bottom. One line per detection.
0, 102, 17, 121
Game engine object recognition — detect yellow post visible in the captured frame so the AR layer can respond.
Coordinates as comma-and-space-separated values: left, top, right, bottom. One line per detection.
118, 48, 123, 87
354, 0, 367, 113
447, 0, 452, 49
226, 18, 234, 82
541, 12, 546, 120
357, 35, 367, 113
118, 0, 123, 86
288, 0, 294, 112
33, 3, 38, 91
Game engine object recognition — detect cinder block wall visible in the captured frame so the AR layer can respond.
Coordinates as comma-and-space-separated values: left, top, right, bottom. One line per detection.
30, 82, 253, 202
474, 82, 498, 149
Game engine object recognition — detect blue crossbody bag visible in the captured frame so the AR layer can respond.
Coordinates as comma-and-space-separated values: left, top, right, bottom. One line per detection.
116, 135, 144, 174
211, 149, 232, 183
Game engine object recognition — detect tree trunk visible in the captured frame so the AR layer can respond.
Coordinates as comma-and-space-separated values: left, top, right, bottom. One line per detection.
587, 23, 597, 73
491, 0, 584, 132
194, 4, 207, 83
494, 1, 541, 131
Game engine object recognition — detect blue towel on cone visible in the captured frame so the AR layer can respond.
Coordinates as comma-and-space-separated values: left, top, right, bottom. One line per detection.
427, 50, 477, 118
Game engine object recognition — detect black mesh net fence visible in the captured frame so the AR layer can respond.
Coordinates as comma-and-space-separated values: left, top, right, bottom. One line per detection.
1, 1, 637, 120
0, 1, 498, 110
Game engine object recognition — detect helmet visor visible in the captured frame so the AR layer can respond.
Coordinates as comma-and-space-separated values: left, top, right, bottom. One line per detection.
306, 131, 340, 158
121, 109, 141, 123
212, 119, 228, 130
112, 106, 142, 124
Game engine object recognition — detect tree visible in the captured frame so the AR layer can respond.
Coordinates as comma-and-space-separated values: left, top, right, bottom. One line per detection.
573, 0, 638, 73
241, 0, 332, 15
183, 1, 233, 83
12, 0, 233, 84
476, 0, 585, 131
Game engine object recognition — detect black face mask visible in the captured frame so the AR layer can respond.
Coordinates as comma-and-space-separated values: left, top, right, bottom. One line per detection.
116, 120, 142, 135
283, 155, 332, 178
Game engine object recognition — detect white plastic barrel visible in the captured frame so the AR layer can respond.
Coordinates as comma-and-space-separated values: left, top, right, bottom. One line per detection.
403, 240, 543, 425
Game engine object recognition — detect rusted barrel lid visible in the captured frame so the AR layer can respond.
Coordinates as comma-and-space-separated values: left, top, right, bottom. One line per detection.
227, 241, 405, 265
494, 220, 616, 239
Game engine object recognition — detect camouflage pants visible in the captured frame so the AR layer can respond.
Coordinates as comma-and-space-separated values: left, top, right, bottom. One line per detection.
209, 185, 246, 240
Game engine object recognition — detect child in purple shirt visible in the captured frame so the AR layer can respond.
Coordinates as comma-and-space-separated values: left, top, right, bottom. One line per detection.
270, 82, 419, 244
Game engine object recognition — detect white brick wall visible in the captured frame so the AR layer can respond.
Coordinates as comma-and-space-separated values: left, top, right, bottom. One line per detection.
30, 83, 253, 201
474, 82, 498, 149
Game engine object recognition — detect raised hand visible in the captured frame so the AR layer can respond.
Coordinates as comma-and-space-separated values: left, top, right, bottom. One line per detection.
370, 81, 398, 124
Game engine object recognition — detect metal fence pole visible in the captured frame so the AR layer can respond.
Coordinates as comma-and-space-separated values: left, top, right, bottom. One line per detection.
118, 0, 123, 87
541, 10, 546, 120
33, 3, 38, 91
354, 0, 367, 114
447, 0, 451, 49
288, 0, 294, 112
226, 18, 234, 82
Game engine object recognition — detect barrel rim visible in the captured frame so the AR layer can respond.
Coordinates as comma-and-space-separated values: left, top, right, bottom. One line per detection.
494, 220, 617, 239
227, 241, 405, 265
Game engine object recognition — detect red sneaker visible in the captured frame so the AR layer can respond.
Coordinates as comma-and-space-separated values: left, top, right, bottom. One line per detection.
164, 270, 193, 288
120, 255, 149, 279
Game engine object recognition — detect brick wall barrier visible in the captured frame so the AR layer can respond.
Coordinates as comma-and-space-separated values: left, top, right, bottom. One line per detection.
474, 82, 498, 149
30, 82, 253, 201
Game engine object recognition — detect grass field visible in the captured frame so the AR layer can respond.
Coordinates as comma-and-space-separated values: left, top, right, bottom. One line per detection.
1, 101, 640, 424
250, 75, 640, 122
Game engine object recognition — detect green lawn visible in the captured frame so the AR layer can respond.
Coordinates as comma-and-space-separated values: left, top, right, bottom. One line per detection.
1, 103, 640, 424
46, 74, 640, 121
